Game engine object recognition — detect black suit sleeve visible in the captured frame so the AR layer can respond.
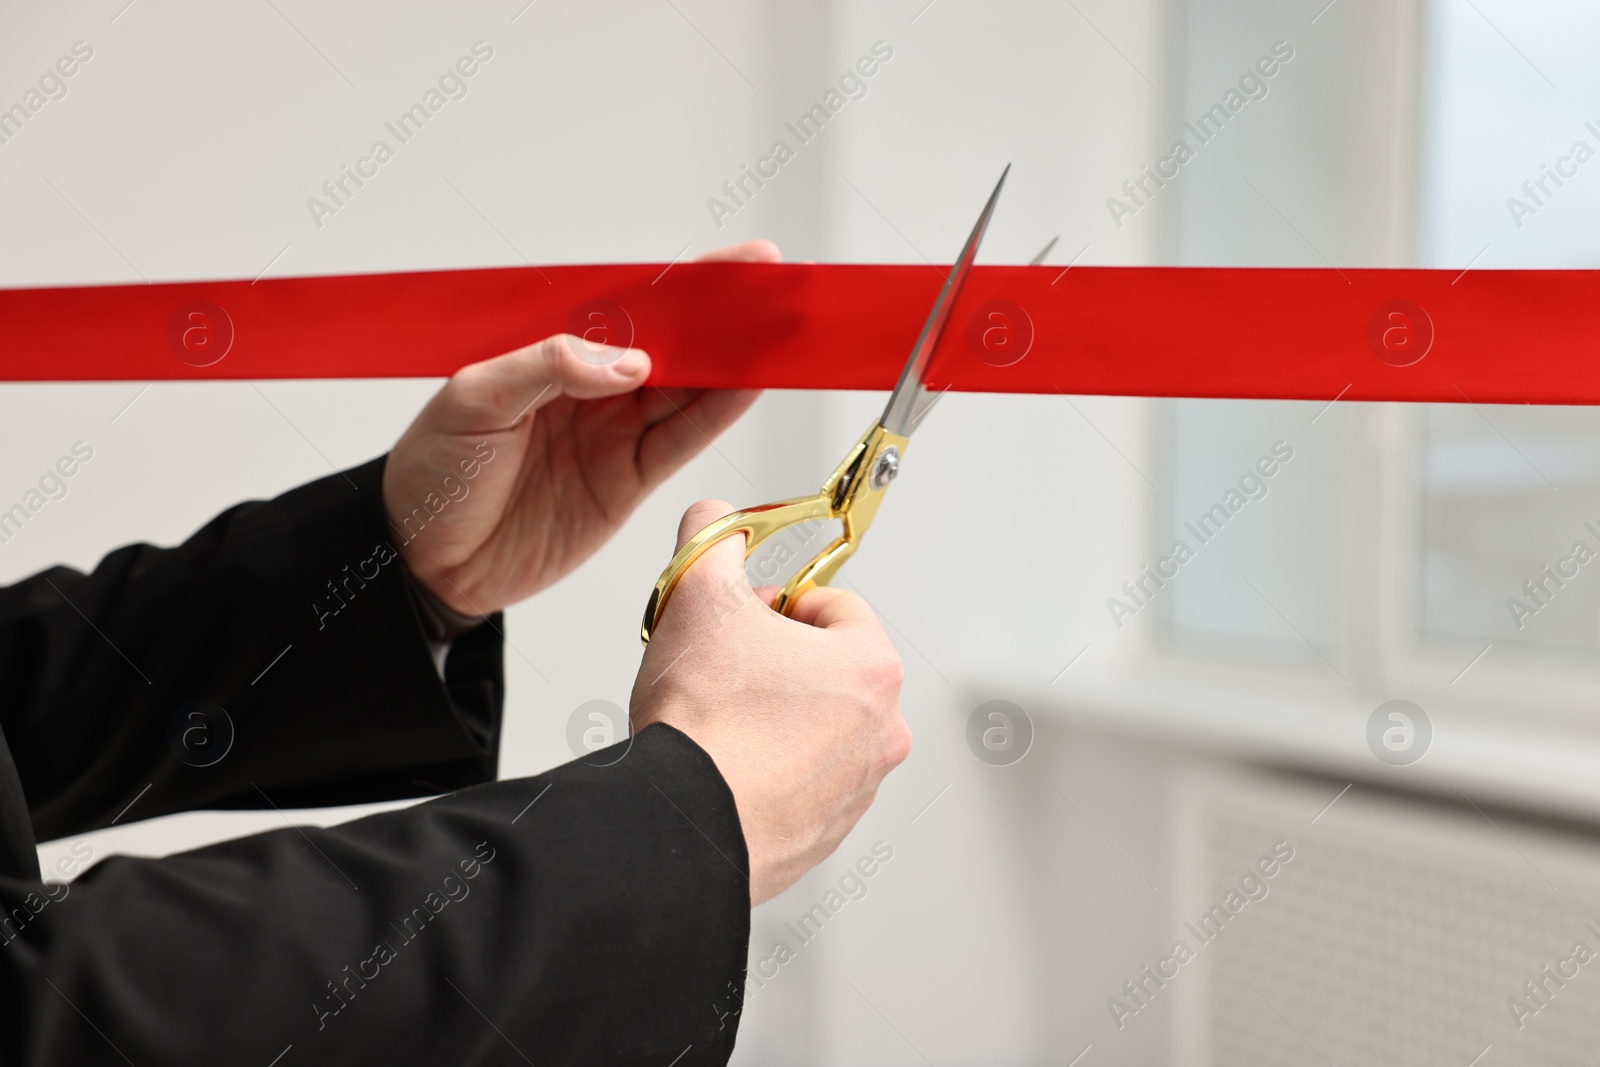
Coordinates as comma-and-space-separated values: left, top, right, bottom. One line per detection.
3, 724, 753, 1066
0, 456, 504, 846
0, 457, 754, 1061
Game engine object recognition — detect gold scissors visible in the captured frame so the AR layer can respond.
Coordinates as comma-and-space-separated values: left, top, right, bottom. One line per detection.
640, 166, 1009, 644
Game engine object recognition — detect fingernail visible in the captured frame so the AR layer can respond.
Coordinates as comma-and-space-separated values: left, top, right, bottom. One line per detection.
612, 348, 647, 375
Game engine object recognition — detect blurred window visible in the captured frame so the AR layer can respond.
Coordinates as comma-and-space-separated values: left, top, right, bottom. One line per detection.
1157, 0, 1600, 689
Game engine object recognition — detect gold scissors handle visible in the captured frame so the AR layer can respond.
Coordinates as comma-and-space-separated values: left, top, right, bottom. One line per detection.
640, 422, 908, 644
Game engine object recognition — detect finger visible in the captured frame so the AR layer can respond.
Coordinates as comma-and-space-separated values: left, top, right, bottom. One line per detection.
429, 335, 650, 433
637, 385, 760, 433
677, 388, 762, 435
752, 585, 781, 608
638, 388, 762, 487
635, 386, 704, 428
636, 386, 725, 429
695, 239, 781, 264
785, 585, 882, 631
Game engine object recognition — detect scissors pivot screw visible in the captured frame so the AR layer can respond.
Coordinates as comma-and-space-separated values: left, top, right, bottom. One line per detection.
870, 447, 900, 489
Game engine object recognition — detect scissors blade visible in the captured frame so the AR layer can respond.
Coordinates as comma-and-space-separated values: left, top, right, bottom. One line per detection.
879, 164, 1009, 437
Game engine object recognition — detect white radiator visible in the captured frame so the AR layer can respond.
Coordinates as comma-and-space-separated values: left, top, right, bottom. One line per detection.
1169, 769, 1600, 1067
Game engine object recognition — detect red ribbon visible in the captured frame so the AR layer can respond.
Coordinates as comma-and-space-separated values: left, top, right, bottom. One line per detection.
3, 263, 1591, 404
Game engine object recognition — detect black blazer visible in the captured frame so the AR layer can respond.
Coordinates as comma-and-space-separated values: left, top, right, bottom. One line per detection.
0, 458, 750, 1065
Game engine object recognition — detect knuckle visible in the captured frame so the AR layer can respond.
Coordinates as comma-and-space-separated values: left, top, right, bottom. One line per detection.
445, 335, 575, 421
887, 718, 913, 767
863, 644, 904, 695
873, 715, 912, 775
541, 334, 578, 366
528, 335, 579, 383
446, 361, 507, 417
448, 359, 495, 396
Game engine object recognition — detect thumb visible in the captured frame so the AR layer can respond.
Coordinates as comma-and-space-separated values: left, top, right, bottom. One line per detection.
426, 334, 650, 433
666, 498, 754, 621
676, 498, 737, 552
786, 585, 880, 631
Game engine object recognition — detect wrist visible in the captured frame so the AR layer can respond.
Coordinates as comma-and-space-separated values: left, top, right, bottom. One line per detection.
404, 568, 489, 640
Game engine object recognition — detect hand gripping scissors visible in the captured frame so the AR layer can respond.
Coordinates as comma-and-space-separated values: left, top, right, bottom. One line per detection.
640, 166, 1009, 644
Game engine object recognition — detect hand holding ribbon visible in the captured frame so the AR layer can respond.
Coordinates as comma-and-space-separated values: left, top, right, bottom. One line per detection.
382, 241, 778, 617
